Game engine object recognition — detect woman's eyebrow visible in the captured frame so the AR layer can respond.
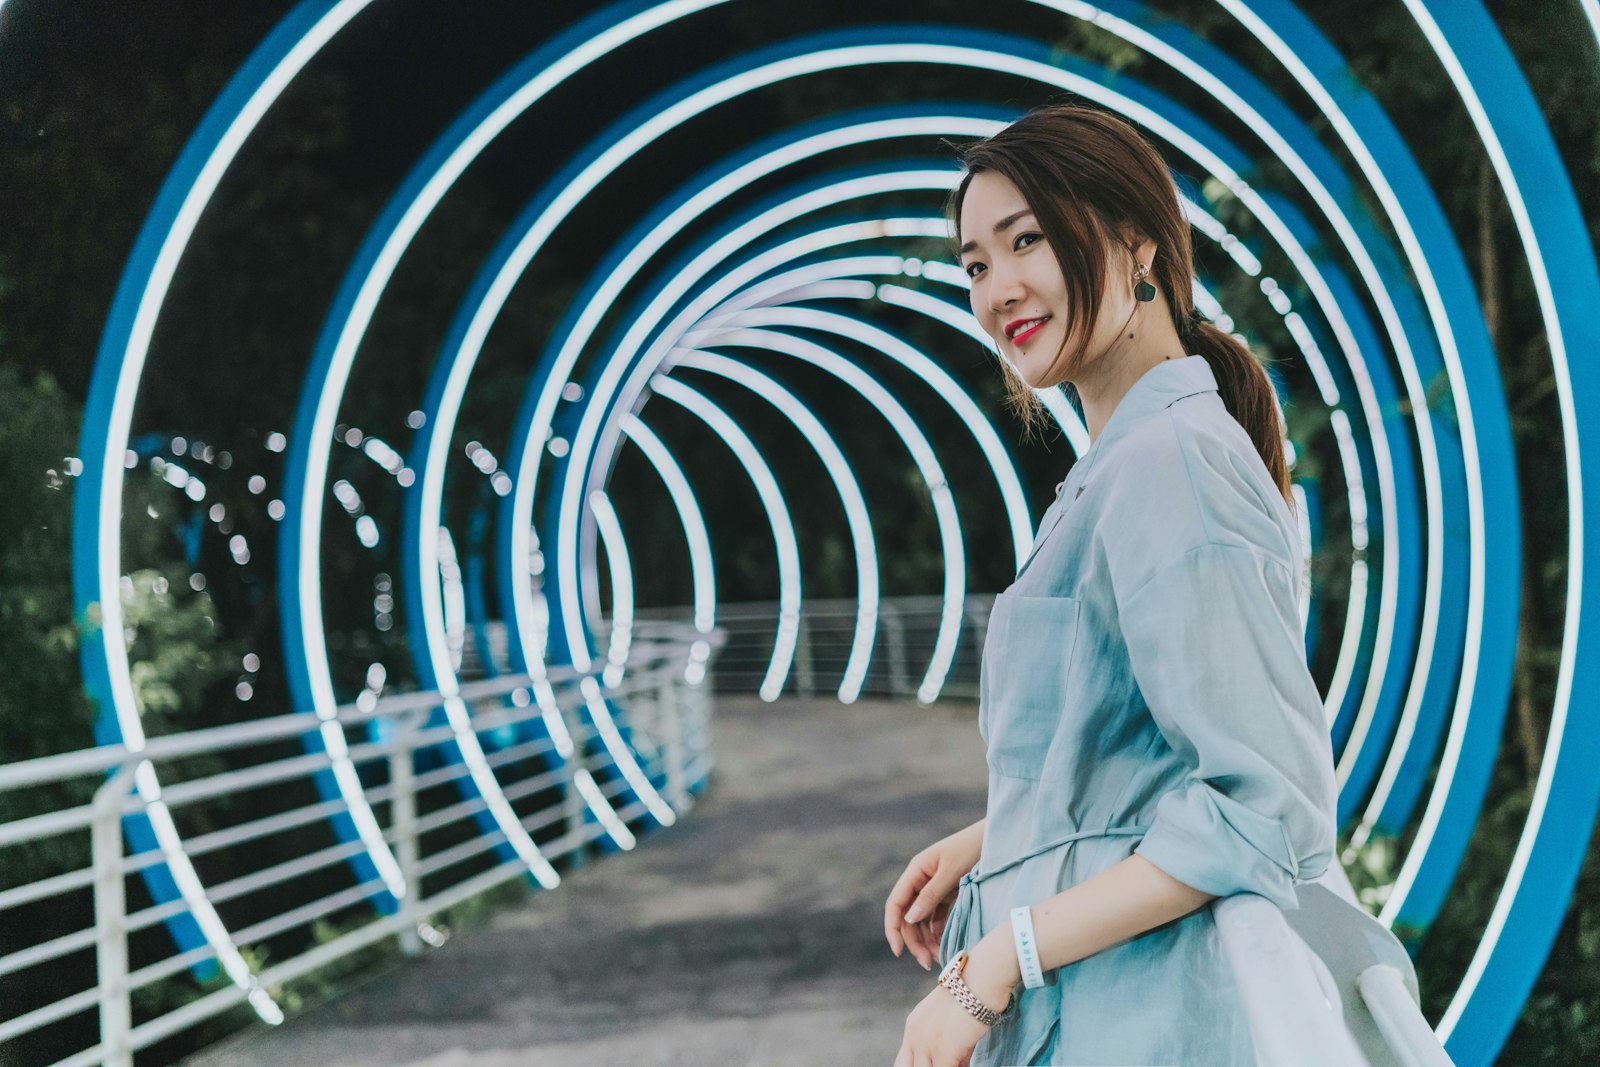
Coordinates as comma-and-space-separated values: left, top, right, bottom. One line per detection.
957, 209, 1035, 257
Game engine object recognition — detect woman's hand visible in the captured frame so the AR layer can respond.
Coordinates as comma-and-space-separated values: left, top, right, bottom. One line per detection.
884, 819, 984, 969
891, 982, 991, 1067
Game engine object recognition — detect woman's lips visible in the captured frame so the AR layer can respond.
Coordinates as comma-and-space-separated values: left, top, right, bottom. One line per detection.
1011, 316, 1050, 346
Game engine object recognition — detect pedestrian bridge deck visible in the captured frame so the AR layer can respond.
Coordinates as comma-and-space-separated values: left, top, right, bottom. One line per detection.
188, 694, 985, 1066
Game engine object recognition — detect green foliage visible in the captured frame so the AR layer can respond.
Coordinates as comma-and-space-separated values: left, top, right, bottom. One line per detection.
0, 366, 99, 892
0, 367, 248, 1056
119, 563, 238, 739
0, 365, 98, 764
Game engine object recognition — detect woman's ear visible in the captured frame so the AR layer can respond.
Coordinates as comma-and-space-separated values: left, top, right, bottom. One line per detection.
1130, 234, 1158, 273
1115, 224, 1156, 272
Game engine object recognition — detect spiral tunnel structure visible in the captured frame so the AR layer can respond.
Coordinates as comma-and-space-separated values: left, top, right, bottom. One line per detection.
62, 2, 1600, 1063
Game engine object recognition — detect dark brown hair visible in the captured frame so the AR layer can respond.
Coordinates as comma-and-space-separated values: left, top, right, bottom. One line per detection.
945, 102, 1292, 504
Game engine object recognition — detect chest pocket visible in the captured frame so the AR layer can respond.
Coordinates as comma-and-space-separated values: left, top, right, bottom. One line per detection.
979, 591, 1084, 780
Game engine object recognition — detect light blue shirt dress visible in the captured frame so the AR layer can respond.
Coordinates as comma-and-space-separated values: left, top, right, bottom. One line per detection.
937, 355, 1340, 1066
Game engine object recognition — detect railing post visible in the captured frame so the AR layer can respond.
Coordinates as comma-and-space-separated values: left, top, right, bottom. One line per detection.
392, 709, 423, 957
554, 695, 588, 870
885, 604, 908, 698
795, 614, 815, 698
93, 762, 137, 1067
658, 670, 689, 812
629, 674, 661, 766
967, 598, 989, 701
689, 650, 715, 787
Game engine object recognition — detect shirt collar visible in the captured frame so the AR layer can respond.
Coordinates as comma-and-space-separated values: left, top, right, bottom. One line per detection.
1069, 354, 1215, 484
1026, 355, 1215, 577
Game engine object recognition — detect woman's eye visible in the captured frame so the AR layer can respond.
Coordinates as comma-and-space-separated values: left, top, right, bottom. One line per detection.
963, 234, 1039, 277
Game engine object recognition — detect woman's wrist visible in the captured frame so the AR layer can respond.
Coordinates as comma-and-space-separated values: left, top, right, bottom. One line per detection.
947, 819, 985, 877
963, 922, 1024, 1010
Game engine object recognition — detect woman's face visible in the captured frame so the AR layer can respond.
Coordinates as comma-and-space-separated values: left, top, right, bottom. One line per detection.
958, 169, 1127, 389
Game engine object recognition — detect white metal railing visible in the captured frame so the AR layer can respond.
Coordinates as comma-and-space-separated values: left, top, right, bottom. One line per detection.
0, 622, 723, 1067
639, 593, 995, 701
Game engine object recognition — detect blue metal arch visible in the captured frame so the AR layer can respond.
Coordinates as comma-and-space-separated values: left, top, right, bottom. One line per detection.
70, 0, 377, 998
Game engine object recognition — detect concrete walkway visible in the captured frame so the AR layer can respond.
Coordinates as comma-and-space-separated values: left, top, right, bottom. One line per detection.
188, 693, 987, 1067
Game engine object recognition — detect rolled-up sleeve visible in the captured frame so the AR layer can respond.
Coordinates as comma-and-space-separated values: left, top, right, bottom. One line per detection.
1122, 541, 1337, 911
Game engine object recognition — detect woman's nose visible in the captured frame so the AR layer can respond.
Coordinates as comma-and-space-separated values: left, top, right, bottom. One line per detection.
988, 263, 1026, 313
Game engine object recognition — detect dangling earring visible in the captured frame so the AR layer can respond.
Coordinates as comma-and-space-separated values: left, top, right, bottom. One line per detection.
1133, 262, 1156, 302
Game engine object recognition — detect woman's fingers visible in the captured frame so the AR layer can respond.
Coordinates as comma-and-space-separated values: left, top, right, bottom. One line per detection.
902, 916, 938, 969
928, 899, 951, 953
905, 924, 924, 968
910, 880, 964, 968
906, 887, 960, 968
913, 927, 931, 969
912, 915, 938, 968
885, 861, 931, 955
885, 893, 910, 956
922, 916, 941, 961
887, 847, 966, 966
889, 896, 923, 959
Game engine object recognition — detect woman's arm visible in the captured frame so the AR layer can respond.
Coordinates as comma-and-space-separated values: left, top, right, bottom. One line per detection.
957, 854, 1217, 1007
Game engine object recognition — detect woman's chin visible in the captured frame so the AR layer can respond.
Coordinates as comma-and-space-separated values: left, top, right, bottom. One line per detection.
1012, 355, 1048, 390
1010, 335, 1065, 388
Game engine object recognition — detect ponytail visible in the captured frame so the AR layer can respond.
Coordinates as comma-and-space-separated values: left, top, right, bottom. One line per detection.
1183, 313, 1292, 507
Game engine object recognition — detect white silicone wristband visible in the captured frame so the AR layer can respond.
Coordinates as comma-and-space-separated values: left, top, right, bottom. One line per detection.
1011, 905, 1053, 989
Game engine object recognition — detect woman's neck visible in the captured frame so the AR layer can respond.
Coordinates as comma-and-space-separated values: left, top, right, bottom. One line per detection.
1072, 338, 1190, 444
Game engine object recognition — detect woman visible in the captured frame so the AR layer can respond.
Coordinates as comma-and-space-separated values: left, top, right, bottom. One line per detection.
884, 103, 1339, 1066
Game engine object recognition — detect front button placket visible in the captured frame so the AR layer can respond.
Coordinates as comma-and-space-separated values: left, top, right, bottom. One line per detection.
1014, 462, 1090, 581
